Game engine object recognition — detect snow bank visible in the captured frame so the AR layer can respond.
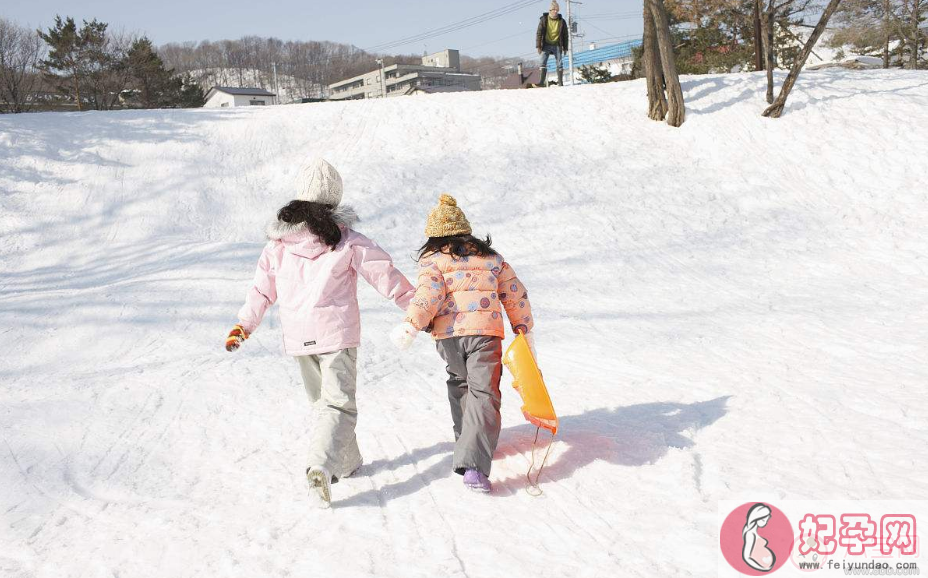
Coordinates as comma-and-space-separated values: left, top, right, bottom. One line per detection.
1, 69, 927, 578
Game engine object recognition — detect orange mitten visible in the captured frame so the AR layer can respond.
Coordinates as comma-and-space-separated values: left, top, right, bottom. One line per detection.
225, 324, 250, 352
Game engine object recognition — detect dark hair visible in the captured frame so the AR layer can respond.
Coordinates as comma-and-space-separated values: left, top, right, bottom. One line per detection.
417, 234, 498, 261
277, 200, 341, 249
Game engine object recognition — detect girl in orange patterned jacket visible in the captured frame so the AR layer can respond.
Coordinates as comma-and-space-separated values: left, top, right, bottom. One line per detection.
390, 194, 535, 493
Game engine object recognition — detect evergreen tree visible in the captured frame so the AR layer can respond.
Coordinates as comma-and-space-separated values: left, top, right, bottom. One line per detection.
38, 16, 130, 110
647, 0, 811, 74
125, 37, 175, 107
172, 73, 206, 108
579, 64, 613, 83
80, 19, 128, 110
38, 16, 84, 110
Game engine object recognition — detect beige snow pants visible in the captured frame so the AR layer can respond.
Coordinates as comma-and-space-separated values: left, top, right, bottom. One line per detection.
296, 348, 362, 480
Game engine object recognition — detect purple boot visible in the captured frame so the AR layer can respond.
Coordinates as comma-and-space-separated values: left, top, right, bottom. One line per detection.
463, 469, 491, 493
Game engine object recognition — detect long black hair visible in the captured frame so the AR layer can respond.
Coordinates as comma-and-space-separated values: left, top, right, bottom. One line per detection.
417, 234, 498, 261
277, 200, 341, 249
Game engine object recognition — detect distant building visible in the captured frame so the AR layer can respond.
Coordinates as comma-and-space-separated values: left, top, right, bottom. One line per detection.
204, 87, 277, 108
327, 49, 481, 100
500, 63, 544, 89
547, 40, 643, 83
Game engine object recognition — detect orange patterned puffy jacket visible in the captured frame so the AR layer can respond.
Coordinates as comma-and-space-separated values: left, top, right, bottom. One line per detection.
405, 250, 534, 340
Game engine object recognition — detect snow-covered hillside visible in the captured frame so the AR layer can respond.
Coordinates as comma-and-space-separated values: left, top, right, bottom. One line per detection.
1, 69, 927, 578
187, 67, 323, 102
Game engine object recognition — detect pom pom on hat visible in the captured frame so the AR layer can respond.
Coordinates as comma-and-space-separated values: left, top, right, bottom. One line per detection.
425, 194, 472, 238
550, 0, 560, 11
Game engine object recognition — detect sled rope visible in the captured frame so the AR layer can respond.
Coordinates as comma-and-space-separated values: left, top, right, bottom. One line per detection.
525, 426, 555, 497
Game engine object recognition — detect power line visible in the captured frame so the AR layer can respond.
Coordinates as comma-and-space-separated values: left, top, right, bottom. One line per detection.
584, 20, 622, 40
364, 0, 539, 53
582, 34, 643, 44
460, 30, 527, 53
582, 11, 642, 18
461, 48, 541, 74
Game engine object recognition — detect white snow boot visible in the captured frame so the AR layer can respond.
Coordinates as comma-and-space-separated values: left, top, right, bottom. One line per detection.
306, 466, 333, 508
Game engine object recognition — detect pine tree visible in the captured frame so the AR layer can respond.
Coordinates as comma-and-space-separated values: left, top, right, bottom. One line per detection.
38, 16, 130, 110
125, 37, 175, 107
38, 16, 84, 110
174, 74, 206, 108
579, 64, 613, 83
81, 20, 133, 110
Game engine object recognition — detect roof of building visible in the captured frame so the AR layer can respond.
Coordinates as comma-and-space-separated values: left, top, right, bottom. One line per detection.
208, 87, 277, 97
546, 39, 643, 71
405, 85, 472, 95
500, 69, 544, 90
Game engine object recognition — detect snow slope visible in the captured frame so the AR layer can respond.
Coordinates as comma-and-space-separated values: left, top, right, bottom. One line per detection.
1, 69, 927, 578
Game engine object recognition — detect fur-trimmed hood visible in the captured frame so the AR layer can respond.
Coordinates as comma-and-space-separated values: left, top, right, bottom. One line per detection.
265, 205, 359, 241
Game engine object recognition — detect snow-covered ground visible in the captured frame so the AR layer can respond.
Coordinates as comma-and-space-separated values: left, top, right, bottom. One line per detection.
1, 69, 927, 578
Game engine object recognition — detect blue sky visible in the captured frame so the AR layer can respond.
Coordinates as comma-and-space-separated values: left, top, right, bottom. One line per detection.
6, 0, 643, 59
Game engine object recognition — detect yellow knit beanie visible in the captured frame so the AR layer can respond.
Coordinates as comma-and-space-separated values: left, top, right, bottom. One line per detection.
425, 194, 472, 238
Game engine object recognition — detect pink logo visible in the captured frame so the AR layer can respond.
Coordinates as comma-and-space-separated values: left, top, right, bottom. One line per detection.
721, 502, 795, 574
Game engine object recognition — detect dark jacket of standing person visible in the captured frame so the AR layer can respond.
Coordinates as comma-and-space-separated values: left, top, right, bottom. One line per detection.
536, 13, 570, 52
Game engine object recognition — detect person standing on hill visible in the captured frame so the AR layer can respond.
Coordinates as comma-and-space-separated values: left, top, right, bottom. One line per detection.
536, 0, 570, 86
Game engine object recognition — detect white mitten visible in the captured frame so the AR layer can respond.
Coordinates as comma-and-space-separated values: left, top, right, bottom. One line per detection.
524, 331, 538, 361
390, 322, 419, 351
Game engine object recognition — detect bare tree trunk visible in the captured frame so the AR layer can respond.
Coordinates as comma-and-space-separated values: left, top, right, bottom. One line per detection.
73, 72, 83, 111
763, 0, 842, 118
754, 0, 766, 70
647, 0, 686, 127
912, 0, 922, 69
764, 0, 776, 103
643, 2, 667, 121
883, 0, 891, 68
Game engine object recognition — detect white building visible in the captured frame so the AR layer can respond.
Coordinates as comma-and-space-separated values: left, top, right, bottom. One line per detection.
204, 87, 277, 108
328, 49, 481, 100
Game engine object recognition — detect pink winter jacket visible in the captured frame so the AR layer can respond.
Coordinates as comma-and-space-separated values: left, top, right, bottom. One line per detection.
404, 250, 534, 340
237, 217, 414, 356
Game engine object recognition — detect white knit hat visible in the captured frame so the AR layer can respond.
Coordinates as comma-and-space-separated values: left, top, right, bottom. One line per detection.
550, 0, 560, 11
296, 158, 343, 206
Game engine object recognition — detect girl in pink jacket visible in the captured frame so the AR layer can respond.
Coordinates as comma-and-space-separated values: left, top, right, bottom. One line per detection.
226, 159, 414, 506
391, 194, 535, 493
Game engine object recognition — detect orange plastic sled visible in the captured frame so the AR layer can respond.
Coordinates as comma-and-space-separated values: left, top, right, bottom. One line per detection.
503, 334, 558, 435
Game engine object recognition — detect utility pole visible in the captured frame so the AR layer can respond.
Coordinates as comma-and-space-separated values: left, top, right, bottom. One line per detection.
272, 62, 280, 104
376, 58, 387, 98
566, 0, 582, 86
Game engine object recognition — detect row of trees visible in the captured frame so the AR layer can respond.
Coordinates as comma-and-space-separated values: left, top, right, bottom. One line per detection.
0, 16, 205, 113
830, 0, 927, 68
657, 0, 925, 78
39, 16, 204, 111
157, 36, 518, 99
0, 18, 45, 113
641, 0, 853, 126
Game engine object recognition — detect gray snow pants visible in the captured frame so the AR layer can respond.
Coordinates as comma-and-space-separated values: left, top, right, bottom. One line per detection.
296, 348, 363, 479
435, 336, 503, 477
